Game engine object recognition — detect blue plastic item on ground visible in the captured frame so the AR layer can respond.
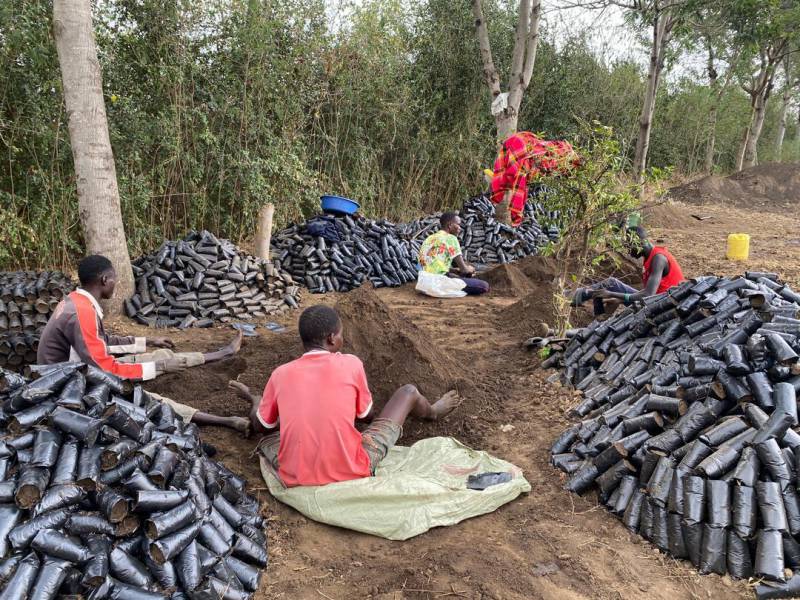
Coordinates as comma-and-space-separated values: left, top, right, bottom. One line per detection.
321, 195, 360, 215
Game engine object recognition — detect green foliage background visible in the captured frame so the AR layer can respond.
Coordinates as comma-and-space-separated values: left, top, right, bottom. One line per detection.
1, 0, 797, 269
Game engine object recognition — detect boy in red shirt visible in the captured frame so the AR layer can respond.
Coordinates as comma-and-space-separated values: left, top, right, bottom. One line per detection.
229, 305, 462, 487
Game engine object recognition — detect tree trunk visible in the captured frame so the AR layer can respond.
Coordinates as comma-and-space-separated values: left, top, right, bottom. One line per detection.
53, 0, 134, 314
774, 85, 791, 160
496, 114, 518, 142
704, 104, 718, 174
743, 89, 770, 169
632, 12, 669, 185
735, 118, 751, 172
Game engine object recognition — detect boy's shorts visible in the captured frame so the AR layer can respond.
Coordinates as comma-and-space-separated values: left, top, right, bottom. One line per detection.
259, 418, 403, 477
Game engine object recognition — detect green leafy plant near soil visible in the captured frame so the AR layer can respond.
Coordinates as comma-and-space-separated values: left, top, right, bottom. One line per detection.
538, 120, 665, 334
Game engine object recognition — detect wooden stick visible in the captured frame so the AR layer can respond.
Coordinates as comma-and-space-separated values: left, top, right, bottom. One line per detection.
255, 203, 275, 262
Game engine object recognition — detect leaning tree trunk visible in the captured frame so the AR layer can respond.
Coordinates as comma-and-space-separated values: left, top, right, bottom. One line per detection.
774, 86, 791, 160
53, 0, 134, 314
632, 12, 669, 185
743, 90, 770, 169
703, 103, 718, 174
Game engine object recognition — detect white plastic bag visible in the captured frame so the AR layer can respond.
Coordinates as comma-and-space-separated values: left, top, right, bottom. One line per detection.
415, 271, 467, 298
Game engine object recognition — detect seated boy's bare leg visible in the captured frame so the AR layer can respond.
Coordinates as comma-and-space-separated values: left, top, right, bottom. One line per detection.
377, 384, 462, 427
191, 411, 250, 436
203, 331, 244, 364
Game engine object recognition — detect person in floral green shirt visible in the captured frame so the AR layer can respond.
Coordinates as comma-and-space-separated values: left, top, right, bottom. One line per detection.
418, 213, 489, 295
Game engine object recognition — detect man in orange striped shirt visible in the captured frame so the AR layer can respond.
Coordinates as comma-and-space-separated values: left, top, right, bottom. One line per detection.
37, 255, 248, 434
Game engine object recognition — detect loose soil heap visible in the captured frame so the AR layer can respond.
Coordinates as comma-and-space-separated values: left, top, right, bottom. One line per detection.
669, 163, 800, 211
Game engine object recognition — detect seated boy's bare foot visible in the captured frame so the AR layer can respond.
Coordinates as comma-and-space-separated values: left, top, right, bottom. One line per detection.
430, 390, 462, 419
230, 416, 251, 437
228, 380, 251, 399
225, 330, 244, 355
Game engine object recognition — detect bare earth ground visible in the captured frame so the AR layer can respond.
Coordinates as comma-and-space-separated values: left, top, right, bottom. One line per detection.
106, 192, 800, 600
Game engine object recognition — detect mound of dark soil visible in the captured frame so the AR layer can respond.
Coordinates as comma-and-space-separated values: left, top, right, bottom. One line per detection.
479, 263, 535, 297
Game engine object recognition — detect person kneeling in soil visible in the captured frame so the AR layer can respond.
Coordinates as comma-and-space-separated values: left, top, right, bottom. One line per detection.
228, 305, 462, 487
37, 254, 249, 434
571, 225, 685, 315
418, 212, 489, 295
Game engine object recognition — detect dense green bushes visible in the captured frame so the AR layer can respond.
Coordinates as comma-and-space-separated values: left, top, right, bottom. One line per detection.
0, 0, 797, 269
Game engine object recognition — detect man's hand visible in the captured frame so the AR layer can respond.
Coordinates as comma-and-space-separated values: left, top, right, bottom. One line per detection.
593, 289, 611, 299
148, 337, 175, 349
155, 359, 185, 375
464, 264, 476, 277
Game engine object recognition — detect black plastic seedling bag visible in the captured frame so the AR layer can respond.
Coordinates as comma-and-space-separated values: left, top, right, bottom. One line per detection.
8, 401, 57, 432
699, 417, 748, 447
757, 481, 789, 532
97, 486, 132, 523
766, 332, 799, 365
732, 484, 757, 539
82, 534, 111, 587
52, 406, 104, 447
705, 479, 731, 528
106, 577, 165, 600
0, 551, 39, 600
755, 575, 800, 599
143, 542, 178, 589
20, 366, 76, 402
0, 553, 22, 583
197, 541, 221, 575
198, 521, 232, 556
747, 372, 775, 409
28, 555, 71, 600
58, 372, 86, 410
66, 512, 116, 536
774, 382, 798, 423
212, 559, 245, 593
224, 555, 261, 593
732, 446, 760, 487
109, 546, 154, 590
698, 525, 727, 575
232, 532, 268, 567
667, 512, 688, 559
33, 483, 87, 516
207, 575, 252, 600
0, 480, 14, 503
103, 404, 142, 440
682, 476, 705, 526
51, 440, 80, 486
101, 439, 139, 471
756, 438, 793, 483
76, 445, 103, 490
782, 484, 800, 535
186, 475, 212, 514
99, 454, 148, 485
727, 530, 754, 579
784, 534, 800, 568
238, 523, 266, 548
0, 504, 22, 557
83, 383, 111, 409
31, 528, 91, 563
696, 445, 740, 479
150, 521, 202, 564
31, 427, 62, 468
209, 508, 236, 544
86, 365, 128, 395
122, 469, 159, 493
134, 489, 189, 513
148, 447, 178, 487
145, 499, 196, 540
613, 475, 638, 516
213, 494, 246, 529
14, 465, 50, 509
176, 539, 202, 592
756, 529, 786, 582
8, 507, 72, 549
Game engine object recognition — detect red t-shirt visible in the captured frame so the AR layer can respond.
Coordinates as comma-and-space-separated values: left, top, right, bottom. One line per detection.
258, 350, 374, 487
643, 246, 685, 294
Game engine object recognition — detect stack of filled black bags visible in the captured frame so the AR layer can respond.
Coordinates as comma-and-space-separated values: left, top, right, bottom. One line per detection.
545, 272, 800, 599
0, 272, 74, 373
0, 362, 267, 599
272, 191, 560, 295
128, 230, 300, 329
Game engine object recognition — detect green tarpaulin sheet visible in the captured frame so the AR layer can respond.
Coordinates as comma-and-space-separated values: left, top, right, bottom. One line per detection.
260, 436, 531, 540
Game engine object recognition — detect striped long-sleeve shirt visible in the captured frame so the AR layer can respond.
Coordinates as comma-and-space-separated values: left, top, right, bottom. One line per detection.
37, 289, 156, 380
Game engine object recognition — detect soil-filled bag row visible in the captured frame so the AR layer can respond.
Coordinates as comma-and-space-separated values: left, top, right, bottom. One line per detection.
0, 362, 267, 598
547, 272, 800, 591
274, 191, 557, 294
128, 229, 300, 328
0, 271, 74, 373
